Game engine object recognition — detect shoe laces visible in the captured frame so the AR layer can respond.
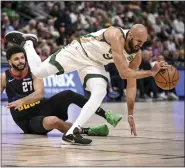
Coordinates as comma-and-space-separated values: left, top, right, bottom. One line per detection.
75, 133, 83, 139
73, 126, 81, 134
74, 126, 83, 139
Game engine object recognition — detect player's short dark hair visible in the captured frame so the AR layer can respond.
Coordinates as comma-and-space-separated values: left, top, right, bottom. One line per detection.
6, 45, 26, 60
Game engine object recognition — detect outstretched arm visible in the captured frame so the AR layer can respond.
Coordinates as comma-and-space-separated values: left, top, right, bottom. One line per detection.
126, 51, 142, 116
126, 51, 142, 136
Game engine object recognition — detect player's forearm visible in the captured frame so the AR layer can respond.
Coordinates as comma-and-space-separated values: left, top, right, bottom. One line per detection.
126, 86, 137, 116
20, 91, 44, 105
113, 54, 153, 79
1, 75, 6, 95
1, 88, 4, 95
120, 68, 153, 79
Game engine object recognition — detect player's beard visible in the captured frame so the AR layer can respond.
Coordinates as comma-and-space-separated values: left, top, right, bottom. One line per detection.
11, 62, 26, 71
128, 38, 140, 53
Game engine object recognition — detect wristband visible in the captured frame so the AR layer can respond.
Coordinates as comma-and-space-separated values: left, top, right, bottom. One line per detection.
128, 115, 133, 118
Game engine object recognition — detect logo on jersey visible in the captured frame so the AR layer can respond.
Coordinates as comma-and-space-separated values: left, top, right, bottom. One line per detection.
18, 101, 41, 111
8, 78, 15, 82
103, 48, 112, 60
127, 55, 135, 62
23, 78, 31, 81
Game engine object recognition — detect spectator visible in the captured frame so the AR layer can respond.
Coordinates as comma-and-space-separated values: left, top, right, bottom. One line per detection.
21, 19, 37, 34
56, 23, 67, 46
167, 35, 176, 52
2, 16, 15, 34
152, 17, 163, 34
172, 14, 184, 37
2, 1, 20, 20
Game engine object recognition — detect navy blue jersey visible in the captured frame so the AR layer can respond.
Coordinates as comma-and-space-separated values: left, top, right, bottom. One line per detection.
5, 67, 44, 122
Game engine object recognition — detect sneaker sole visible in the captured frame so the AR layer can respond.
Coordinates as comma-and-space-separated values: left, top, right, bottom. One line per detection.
5, 31, 38, 44
6, 30, 24, 36
5, 31, 24, 44
61, 139, 92, 146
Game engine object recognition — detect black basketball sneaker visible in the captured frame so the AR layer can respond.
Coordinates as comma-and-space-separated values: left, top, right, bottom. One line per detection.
62, 127, 92, 145
5, 31, 38, 46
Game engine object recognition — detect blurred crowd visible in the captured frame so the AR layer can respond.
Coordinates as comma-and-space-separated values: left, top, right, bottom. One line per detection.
1, 1, 184, 101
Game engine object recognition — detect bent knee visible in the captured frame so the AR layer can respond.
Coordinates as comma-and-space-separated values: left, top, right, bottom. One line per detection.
91, 87, 107, 100
44, 116, 61, 128
87, 78, 108, 97
98, 87, 107, 97
62, 90, 75, 96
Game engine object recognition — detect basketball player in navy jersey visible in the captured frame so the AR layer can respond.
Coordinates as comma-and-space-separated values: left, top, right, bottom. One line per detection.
1, 45, 122, 140
5, 24, 169, 145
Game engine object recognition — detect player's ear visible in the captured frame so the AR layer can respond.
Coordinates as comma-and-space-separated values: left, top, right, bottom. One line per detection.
8, 60, 12, 67
128, 31, 133, 38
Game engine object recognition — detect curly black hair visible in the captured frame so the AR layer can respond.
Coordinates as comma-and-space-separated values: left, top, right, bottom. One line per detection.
6, 45, 26, 60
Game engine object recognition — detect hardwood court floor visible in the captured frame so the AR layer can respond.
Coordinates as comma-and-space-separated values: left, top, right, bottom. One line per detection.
1, 101, 184, 167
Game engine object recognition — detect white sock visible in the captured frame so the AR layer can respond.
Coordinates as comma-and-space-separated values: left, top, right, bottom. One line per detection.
23, 41, 42, 72
66, 78, 107, 135
23, 40, 58, 78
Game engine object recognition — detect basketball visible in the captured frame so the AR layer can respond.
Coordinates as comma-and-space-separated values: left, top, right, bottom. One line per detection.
154, 66, 180, 90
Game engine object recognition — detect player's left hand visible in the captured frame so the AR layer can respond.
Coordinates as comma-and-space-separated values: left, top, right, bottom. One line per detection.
128, 116, 137, 136
5, 99, 23, 110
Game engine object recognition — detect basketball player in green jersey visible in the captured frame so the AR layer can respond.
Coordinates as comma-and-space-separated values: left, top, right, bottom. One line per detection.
5, 24, 168, 145
1, 45, 122, 138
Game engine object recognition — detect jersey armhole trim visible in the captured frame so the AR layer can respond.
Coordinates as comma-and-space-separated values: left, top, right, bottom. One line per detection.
116, 27, 133, 54
100, 31, 111, 45
77, 38, 89, 58
116, 27, 126, 40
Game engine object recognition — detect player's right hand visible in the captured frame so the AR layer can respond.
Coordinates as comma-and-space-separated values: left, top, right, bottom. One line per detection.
151, 61, 168, 76
5, 99, 23, 110
128, 116, 137, 136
